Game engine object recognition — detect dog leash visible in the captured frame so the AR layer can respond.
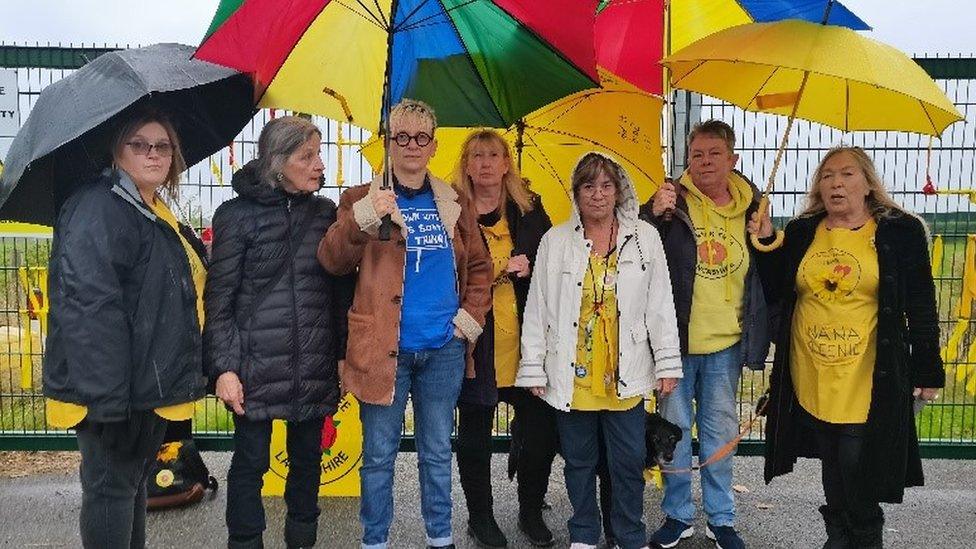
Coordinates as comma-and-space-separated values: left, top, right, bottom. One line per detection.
657, 396, 769, 475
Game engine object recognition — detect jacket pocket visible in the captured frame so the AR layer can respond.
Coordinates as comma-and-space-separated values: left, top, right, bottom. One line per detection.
344, 310, 375, 374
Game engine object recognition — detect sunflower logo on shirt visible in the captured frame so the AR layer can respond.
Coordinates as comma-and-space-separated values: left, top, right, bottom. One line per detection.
694, 227, 745, 280
802, 250, 862, 302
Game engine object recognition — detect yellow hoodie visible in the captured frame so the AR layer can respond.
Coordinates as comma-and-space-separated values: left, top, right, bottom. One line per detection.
680, 171, 753, 355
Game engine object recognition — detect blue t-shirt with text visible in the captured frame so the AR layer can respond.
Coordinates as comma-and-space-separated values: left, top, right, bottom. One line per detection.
396, 185, 459, 351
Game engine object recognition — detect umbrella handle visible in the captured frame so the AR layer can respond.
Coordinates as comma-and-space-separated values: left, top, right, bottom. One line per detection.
750, 196, 784, 252
379, 215, 394, 241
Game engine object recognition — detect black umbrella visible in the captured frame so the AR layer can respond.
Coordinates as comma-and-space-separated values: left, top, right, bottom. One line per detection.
0, 43, 255, 225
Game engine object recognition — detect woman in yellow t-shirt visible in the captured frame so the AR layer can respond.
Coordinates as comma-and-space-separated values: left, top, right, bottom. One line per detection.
751, 147, 944, 548
451, 129, 555, 547
43, 112, 206, 548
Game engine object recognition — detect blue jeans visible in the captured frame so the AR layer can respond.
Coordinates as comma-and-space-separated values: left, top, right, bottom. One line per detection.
660, 342, 742, 527
556, 402, 647, 549
359, 337, 465, 549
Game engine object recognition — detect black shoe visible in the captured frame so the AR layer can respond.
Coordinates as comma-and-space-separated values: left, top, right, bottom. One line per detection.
427, 545, 455, 549
227, 534, 264, 549
467, 513, 508, 548
819, 505, 852, 549
519, 510, 555, 547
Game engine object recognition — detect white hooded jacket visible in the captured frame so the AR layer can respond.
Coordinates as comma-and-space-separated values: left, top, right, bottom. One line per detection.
515, 156, 682, 411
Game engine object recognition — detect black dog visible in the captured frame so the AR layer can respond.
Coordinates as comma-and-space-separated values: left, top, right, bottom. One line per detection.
645, 411, 682, 468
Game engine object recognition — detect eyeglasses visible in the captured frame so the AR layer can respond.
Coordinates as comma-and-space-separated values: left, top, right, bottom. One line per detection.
393, 132, 432, 148
125, 140, 174, 157
578, 182, 616, 196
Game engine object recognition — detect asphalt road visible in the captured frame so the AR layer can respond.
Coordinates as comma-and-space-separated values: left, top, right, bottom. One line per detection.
1, 453, 974, 548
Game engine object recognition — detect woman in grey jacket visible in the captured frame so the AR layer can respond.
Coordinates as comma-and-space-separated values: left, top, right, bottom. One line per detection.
516, 153, 681, 549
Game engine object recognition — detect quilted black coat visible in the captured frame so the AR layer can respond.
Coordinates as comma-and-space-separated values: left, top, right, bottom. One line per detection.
204, 161, 353, 422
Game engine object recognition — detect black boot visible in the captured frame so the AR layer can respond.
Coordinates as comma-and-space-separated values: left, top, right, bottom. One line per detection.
467, 512, 508, 548
818, 505, 852, 549
284, 517, 317, 548
849, 510, 884, 549
227, 534, 264, 549
519, 508, 555, 547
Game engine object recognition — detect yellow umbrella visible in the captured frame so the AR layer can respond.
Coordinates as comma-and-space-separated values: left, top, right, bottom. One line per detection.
662, 18, 964, 247
362, 69, 664, 223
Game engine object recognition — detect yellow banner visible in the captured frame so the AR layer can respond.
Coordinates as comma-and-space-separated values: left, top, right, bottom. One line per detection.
261, 394, 363, 497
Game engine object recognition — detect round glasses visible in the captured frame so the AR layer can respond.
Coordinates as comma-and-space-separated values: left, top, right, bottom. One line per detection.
393, 132, 432, 148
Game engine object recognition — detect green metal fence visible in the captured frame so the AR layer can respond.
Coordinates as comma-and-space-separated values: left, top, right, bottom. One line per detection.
0, 45, 974, 458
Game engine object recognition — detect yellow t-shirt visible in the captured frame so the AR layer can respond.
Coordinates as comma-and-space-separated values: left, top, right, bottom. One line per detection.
572, 251, 642, 411
791, 219, 879, 423
481, 215, 520, 387
683, 172, 752, 354
46, 198, 205, 429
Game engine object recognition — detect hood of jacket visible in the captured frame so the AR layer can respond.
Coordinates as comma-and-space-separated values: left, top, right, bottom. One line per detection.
232, 159, 314, 206
568, 152, 641, 232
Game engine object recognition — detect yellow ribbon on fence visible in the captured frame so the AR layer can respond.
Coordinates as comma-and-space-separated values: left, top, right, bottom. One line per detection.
942, 235, 976, 394
931, 234, 944, 277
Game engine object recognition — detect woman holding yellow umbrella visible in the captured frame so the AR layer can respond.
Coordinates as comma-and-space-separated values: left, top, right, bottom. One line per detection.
748, 147, 944, 548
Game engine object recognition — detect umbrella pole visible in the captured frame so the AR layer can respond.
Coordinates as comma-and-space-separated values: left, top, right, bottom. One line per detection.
515, 119, 526, 172
750, 70, 812, 251
378, 0, 399, 241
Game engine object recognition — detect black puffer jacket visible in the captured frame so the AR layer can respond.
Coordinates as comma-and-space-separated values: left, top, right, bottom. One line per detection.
44, 170, 205, 422
204, 161, 353, 421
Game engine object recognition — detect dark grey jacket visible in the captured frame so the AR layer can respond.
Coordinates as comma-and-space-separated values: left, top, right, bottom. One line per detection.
204, 162, 353, 422
44, 170, 206, 422
639, 176, 771, 369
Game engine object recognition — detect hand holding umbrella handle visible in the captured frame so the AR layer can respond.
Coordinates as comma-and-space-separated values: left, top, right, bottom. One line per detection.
749, 196, 784, 252
379, 215, 394, 241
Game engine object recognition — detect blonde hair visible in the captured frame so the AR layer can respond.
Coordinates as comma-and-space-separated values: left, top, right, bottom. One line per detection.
799, 146, 904, 220
389, 98, 437, 133
452, 129, 535, 214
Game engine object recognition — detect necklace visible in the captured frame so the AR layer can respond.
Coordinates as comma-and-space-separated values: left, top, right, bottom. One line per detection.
578, 221, 618, 380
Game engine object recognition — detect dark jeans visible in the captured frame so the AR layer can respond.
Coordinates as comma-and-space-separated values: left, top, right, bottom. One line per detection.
456, 386, 558, 516
226, 415, 324, 542
76, 414, 168, 549
556, 402, 647, 549
800, 408, 884, 542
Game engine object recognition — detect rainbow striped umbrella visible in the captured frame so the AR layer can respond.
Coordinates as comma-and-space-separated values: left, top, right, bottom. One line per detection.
196, 0, 600, 132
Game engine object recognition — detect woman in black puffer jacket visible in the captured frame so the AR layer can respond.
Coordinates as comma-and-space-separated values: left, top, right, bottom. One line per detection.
204, 116, 352, 549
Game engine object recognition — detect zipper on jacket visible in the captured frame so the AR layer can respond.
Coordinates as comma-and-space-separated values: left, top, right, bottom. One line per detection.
287, 197, 302, 418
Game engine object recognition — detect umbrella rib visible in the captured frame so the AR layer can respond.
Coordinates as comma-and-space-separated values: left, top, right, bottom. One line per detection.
523, 132, 572, 199
919, 98, 940, 137
393, 0, 434, 33
398, 0, 479, 33
336, 0, 388, 31
435, 4, 507, 126
743, 67, 781, 111
528, 123, 659, 185
371, 0, 390, 28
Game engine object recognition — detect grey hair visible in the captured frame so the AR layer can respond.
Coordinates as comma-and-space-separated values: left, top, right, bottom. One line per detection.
257, 116, 322, 187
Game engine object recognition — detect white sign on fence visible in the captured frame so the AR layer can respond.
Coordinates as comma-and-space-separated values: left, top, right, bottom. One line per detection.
0, 70, 19, 137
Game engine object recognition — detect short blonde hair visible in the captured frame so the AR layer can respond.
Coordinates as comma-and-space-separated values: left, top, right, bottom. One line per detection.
800, 146, 904, 220
389, 99, 437, 134
452, 129, 535, 214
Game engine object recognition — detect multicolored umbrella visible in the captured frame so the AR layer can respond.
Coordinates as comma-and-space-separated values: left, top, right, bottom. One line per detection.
362, 69, 665, 223
662, 15, 963, 247
196, 0, 600, 131
594, 0, 868, 95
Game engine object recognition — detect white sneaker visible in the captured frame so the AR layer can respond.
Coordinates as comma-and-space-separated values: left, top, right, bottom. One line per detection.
569, 544, 597, 549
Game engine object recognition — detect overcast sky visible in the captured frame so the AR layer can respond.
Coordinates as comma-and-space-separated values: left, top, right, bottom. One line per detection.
1, 1, 973, 55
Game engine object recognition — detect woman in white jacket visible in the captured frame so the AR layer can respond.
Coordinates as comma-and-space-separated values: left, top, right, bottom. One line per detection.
516, 153, 682, 549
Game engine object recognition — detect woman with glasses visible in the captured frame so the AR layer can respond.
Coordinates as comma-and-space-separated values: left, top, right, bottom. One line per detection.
451, 129, 554, 548
44, 110, 207, 548
205, 116, 353, 549
516, 153, 682, 549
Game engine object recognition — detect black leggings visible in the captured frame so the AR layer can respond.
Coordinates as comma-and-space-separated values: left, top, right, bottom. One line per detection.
456, 386, 559, 515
